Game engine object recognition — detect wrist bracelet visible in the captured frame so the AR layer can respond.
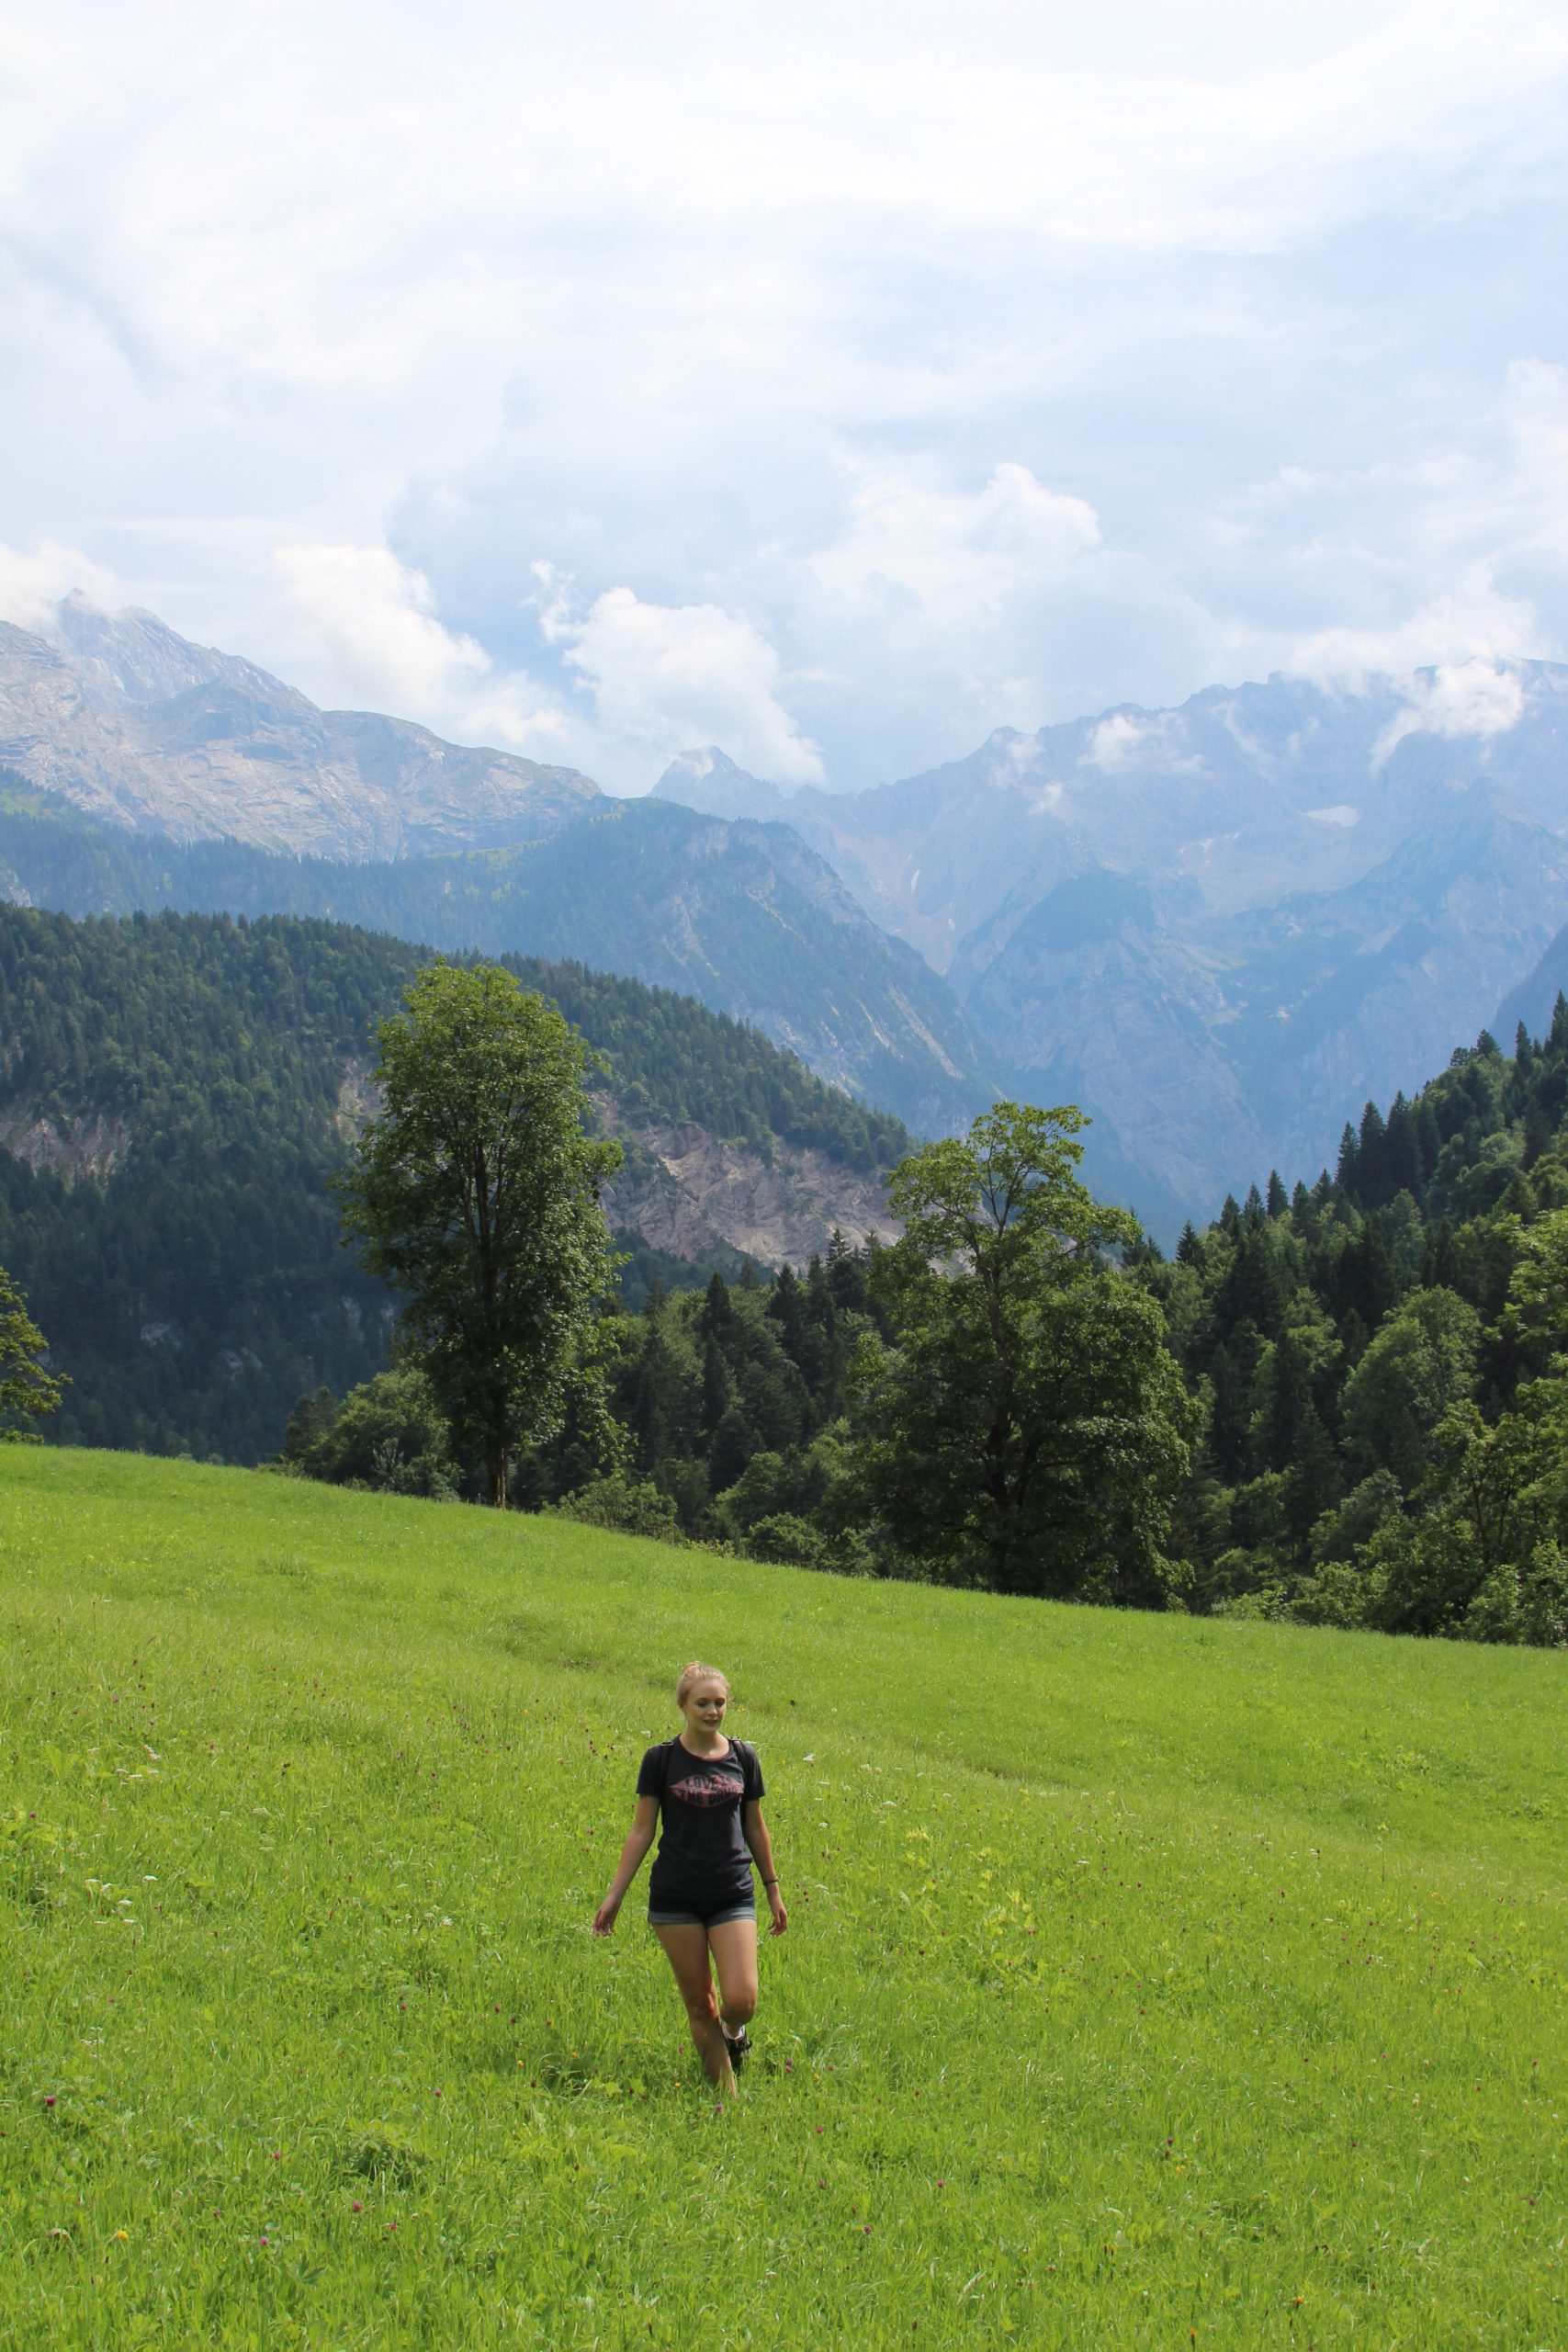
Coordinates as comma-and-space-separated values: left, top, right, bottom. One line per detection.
763, 1876, 779, 1886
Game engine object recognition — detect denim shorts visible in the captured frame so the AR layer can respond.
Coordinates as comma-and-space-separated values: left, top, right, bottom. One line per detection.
647, 1893, 757, 1929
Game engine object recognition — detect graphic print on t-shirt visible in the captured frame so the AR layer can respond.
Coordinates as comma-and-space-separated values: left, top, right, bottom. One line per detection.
668, 1762, 742, 1807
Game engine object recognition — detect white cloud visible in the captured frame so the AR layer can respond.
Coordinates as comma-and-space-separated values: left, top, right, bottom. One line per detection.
0, 538, 119, 631
813, 465, 1100, 620
538, 574, 824, 785
4, 6, 1568, 788
1287, 580, 1547, 691
1085, 714, 1155, 772
274, 543, 570, 755
1373, 659, 1528, 762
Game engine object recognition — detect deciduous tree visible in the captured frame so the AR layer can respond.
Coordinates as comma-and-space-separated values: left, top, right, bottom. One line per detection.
336, 962, 621, 1506
0, 1261, 65, 1441
850, 1103, 1197, 1600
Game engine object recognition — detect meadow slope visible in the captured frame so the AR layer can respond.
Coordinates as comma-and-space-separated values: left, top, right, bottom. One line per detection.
1, 1450, 1564, 2349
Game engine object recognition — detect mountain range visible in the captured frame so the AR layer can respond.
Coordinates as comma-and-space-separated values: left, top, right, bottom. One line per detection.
656, 668, 1568, 1216
0, 603, 987, 1137
6, 593, 1568, 1231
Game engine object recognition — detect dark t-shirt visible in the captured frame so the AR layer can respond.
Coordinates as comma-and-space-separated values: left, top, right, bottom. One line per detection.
637, 1736, 764, 1905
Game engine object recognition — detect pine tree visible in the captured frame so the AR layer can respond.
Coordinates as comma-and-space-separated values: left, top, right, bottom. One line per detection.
1336, 1123, 1359, 1195
1283, 1401, 1342, 1544
1358, 1102, 1389, 1207
1261, 1330, 1312, 1476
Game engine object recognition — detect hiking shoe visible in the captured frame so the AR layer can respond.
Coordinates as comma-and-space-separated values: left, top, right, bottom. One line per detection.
725, 2029, 751, 2071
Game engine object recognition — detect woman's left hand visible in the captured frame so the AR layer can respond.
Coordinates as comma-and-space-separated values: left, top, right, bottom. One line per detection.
766, 1888, 788, 1936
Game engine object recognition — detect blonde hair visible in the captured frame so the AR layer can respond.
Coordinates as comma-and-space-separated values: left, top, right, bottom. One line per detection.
674, 1659, 730, 1708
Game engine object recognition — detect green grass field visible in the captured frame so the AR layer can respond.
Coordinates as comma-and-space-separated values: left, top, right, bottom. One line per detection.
1, 1449, 1564, 2349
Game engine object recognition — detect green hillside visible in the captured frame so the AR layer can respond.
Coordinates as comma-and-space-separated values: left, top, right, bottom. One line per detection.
0, 904, 903, 1462
2, 1449, 1563, 2349
0, 778, 991, 1136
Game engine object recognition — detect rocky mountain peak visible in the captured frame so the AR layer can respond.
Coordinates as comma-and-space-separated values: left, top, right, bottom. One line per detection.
0, 599, 603, 860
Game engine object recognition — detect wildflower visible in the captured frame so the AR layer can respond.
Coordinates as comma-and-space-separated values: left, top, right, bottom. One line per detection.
352, 2202, 362, 2212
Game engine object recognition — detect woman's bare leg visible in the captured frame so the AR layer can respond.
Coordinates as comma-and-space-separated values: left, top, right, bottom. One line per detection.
654, 1924, 736, 2091
707, 1917, 759, 2040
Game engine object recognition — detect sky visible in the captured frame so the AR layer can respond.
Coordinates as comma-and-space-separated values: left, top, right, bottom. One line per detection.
2, 0, 1567, 792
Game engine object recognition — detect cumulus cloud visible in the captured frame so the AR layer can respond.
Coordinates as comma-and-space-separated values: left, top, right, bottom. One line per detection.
275, 543, 570, 756
536, 573, 824, 785
1373, 660, 1528, 761
1085, 714, 1155, 772
0, 538, 120, 631
1287, 579, 1547, 690
5, 6, 1568, 787
812, 465, 1100, 622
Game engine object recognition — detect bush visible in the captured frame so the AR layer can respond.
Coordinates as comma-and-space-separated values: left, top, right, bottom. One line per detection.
555, 1473, 681, 1540
276, 1367, 458, 1498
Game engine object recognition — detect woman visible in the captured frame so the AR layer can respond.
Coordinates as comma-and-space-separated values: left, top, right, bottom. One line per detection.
592, 1661, 787, 2094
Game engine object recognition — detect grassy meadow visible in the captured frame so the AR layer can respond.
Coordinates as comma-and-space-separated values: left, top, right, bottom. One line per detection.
1, 1447, 1564, 2349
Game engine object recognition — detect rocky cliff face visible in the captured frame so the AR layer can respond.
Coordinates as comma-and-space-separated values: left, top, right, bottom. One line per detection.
0, 599, 600, 859
0, 1102, 131, 1182
602, 1117, 897, 1269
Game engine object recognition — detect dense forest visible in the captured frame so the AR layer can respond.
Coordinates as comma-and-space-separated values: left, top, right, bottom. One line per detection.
0, 905, 904, 1460
1141, 1014, 1568, 1642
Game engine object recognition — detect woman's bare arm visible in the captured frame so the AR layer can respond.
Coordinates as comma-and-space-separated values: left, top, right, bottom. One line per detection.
743, 1801, 787, 1936
592, 1795, 659, 1935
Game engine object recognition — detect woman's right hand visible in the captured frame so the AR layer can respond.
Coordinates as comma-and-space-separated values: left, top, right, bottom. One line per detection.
592, 1893, 621, 1938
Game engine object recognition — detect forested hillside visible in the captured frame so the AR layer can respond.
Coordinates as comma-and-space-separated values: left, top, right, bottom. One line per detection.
0, 905, 904, 1461
0, 775, 990, 1136
1142, 1012, 1568, 1640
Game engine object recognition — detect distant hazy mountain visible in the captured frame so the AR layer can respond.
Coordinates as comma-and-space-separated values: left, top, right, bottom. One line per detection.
1496, 912, 1568, 1046
0, 596, 601, 858
657, 665, 1568, 1209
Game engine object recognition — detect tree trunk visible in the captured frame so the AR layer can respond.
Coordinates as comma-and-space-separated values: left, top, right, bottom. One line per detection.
488, 1442, 510, 1509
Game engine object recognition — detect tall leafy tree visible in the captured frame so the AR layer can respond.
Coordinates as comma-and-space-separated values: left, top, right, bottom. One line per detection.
337, 963, 621, 1506
850, 1103, 1197, 1600
0, 1261, 66, 1441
